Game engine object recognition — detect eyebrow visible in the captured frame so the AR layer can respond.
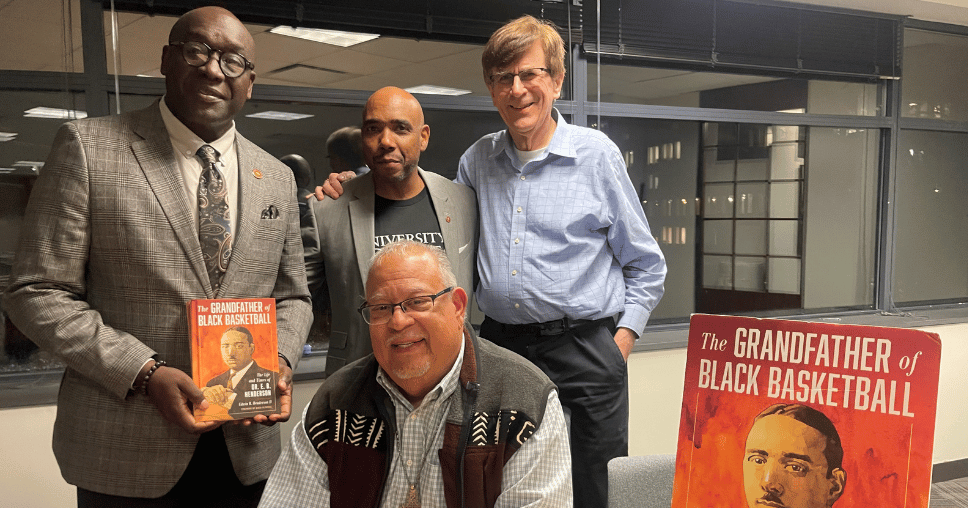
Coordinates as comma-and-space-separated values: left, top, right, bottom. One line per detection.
363, 119, 413, 129
746, 448, 815, 464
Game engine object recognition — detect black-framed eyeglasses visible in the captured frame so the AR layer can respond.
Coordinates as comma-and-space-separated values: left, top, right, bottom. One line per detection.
169, 41, 254, 78
488, 67, 551, 87
358, 287, 455, 325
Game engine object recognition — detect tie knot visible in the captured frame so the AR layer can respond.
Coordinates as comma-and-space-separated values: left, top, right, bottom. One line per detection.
196, 144, 220, 166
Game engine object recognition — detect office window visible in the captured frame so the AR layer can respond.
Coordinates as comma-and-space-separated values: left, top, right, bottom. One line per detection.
902, 29, 968, 122
587, 64, 883, 116
103, 11, 493, 98
0, 0, 83, 73
894, 130, 968, 304
602, 118, 877, 322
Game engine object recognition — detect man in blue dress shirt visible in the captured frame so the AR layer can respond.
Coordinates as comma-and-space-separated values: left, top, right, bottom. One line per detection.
456, 15, 667, 508
316, 15, 667, 507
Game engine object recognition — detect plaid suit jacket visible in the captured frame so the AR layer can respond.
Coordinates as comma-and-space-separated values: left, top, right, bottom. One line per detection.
2, 102, 313, 497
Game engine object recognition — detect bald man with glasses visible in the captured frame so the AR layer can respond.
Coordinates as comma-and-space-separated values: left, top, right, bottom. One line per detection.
3, 6, 312, 507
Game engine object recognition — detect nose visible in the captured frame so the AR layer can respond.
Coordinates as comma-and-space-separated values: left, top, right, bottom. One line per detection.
377, 128, 395, 150
760, 465, 784, 497
386, 304, 414, 330
508, 74, 527, 95
200, 52, 225, 78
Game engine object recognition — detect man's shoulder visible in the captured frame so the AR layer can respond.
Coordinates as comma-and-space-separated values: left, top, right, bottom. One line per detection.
420, 169, 475, 200
304, 356, 380, 424
235, 134, 291, 181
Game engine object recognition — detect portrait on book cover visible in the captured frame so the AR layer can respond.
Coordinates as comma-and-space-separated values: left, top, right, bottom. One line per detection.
199, 325, 278, 419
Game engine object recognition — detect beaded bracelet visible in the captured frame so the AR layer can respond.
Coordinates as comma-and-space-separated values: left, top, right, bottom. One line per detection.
141, 359, 167, 396
278, 352, 291, 370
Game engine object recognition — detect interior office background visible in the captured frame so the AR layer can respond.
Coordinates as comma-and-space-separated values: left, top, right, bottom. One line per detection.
1, 0, 967, 505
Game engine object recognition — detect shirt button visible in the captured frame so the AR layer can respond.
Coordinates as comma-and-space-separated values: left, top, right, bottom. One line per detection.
514, 238, 520, 244
511, 270, 518, 276
410, 413, 417, 420
516, 206, 523, 213
407, 459, 413, 467
520, 175, 526, 181
514, 303, 520, 309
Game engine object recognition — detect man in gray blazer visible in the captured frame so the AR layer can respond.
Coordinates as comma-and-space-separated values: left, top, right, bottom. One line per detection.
2, 6, 312, 507
304, 86, 478, 376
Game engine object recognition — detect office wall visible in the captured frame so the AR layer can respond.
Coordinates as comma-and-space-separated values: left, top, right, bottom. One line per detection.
2, 322, 964, 507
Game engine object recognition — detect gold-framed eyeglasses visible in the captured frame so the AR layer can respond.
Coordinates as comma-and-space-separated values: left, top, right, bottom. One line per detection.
169, 41, 254, 78
358, 287, 455, 325
488, 67, 551, 87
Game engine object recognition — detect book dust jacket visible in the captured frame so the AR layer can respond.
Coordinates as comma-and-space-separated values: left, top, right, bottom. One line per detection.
188, 298, 279, 421
673, 314, 941, 508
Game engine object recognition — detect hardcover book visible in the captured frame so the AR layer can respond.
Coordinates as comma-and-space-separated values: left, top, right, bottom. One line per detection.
673, 313, 942, 508
188, 298, 279, 421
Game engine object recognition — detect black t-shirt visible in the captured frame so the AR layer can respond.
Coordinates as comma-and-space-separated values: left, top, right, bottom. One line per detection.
373, 187, 444, 252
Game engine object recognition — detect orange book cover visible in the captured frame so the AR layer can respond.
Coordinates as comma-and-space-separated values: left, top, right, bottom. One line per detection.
188, 298, 279, 421
673, 314, 942, 508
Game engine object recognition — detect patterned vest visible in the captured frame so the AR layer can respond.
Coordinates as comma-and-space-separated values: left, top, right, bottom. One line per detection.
303, 327, 556, 508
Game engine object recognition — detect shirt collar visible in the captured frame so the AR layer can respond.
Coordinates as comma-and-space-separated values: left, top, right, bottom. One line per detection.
159, 97, 236, 163
489, 108, 578, 164
376, 333, 466, 412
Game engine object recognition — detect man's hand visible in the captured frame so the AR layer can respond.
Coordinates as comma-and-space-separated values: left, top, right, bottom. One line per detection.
613, 327, 637, 362
202, 384, 232, 406
244, 358, 294, 427
313, 171, 356, 200
145, 363, 222, 434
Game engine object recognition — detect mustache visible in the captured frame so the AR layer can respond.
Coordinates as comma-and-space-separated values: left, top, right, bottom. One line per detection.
755, 492, 785, 506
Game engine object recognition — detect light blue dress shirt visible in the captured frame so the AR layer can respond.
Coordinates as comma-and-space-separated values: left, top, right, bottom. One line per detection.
456, 111, 667, 336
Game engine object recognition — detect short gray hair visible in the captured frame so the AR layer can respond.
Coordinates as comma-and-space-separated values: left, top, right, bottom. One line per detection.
366, 240, 457, 291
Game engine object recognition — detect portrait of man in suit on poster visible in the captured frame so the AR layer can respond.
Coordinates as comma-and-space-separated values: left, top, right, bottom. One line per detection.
203, 325, 276, 418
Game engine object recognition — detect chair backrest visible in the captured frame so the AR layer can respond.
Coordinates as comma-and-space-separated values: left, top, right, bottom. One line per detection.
607, 454, 676, 508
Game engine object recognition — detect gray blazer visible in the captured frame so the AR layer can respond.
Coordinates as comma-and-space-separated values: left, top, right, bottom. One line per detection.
2, 102, 313, 497
304, 168, 478, 376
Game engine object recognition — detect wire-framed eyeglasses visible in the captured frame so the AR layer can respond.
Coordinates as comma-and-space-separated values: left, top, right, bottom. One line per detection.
488, 67, 551, 87
358, 287, 455, 325
169, 41, 254, 78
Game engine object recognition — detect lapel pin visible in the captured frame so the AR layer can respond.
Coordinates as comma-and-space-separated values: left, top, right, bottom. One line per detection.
446, 215, 452, 223
253, 169, 264, 179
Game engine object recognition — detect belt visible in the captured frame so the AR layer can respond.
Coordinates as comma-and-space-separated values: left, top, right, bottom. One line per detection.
493, 316, 611, 337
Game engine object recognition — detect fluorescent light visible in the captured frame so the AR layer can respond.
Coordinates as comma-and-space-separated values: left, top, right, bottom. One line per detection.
24, 107, 88, 119
0, 132, 17, 142
405, 85, 472, 96
269, 26, 379, 47
245, 111, 314, 121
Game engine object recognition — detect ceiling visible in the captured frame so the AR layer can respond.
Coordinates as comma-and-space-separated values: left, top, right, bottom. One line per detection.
4, 0, 968, 104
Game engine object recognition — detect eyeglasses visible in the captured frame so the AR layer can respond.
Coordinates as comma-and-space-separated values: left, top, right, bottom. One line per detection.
169, 41, 254, 78
488, 67, 551, 87
358, 287, 455, 325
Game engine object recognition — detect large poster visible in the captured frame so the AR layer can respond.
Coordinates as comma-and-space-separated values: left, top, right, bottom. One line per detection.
673, 314, 942, 508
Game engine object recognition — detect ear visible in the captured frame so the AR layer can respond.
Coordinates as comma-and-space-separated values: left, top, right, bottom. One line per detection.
419, 124, 430, 152
160, 45, 172, 76
245, 71, 256, 100
551, 71, 565, 100
451, 286, 468, 323
828, 468, 846, 503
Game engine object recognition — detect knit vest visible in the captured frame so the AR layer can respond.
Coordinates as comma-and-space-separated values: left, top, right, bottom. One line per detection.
303, 326, 555, 508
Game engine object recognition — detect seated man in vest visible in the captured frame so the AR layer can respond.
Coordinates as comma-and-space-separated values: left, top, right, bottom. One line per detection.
260, 240, 571, 507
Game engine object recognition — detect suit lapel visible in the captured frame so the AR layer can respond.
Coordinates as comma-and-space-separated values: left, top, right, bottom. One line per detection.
421, 168, 461, 274
130, 105, 211, 296
225, 135, 265, 298
349, 173, 376, 286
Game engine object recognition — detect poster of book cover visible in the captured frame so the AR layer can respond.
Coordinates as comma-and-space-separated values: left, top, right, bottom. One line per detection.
188, 298, 279, 421
673, 313, 942, 508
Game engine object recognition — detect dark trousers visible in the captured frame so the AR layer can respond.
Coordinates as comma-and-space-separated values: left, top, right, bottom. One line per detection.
77, 427, 266, 508
481, 316, 629, 508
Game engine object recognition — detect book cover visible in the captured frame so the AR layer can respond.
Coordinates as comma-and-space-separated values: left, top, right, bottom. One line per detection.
673, 314, 942, 508
188, 298, 279, 421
